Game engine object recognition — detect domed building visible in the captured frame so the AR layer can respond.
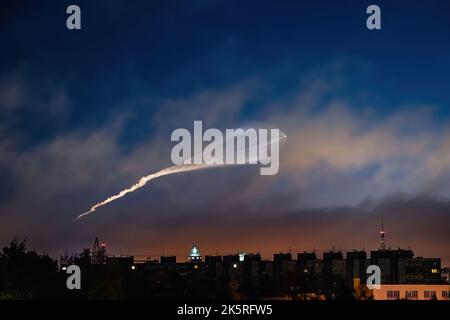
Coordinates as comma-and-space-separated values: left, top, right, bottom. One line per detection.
188, 245, 202, 262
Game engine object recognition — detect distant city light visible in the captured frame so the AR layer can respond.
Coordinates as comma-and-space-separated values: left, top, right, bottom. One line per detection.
189, 245, 200, 257
131, 265, 136, 270
188, 245, 202, 263
239, 253, 246, 262
62, 266, 67, 271
233, 263, 238, 268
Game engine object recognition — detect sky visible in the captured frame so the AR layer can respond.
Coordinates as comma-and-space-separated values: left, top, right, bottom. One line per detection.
1, 0, 450, 264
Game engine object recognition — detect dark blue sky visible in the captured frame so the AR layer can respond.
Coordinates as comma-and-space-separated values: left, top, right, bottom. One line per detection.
2, 0, 450, 147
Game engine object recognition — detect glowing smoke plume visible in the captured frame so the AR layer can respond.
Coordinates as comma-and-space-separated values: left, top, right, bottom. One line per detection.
75, 163, 216, 220
76, 130, 286, 221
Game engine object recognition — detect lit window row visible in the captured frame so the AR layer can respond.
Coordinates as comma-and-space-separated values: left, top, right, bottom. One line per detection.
387, 290, 450, 299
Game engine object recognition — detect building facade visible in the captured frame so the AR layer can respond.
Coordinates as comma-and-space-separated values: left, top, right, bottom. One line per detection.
372, 284, 450, 300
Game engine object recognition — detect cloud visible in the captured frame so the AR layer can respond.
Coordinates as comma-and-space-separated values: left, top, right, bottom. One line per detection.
0, 67, 71, 117
0, 78, 24, 112
1, 61, 450, 263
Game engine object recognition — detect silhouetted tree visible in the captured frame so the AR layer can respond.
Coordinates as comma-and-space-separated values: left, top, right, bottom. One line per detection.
0, 239, 66, 299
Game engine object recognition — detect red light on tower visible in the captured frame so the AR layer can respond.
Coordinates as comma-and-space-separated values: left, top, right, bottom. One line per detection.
380, 218, 386, 250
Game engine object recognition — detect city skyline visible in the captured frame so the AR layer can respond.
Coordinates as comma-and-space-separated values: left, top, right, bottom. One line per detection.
14, 217, 449, 267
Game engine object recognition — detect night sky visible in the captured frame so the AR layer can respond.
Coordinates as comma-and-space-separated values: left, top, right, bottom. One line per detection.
1, 0, 450, 264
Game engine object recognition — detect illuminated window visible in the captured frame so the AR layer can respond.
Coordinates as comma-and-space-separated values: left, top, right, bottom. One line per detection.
406, 291, 418, 298
431, 268, 439, 274
387, 291, 399, 299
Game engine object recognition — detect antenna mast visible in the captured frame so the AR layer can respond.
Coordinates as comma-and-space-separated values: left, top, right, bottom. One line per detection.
380, 218, 386, 250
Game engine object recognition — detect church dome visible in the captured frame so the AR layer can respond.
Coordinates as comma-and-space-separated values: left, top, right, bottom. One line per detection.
188, 245, 202, 262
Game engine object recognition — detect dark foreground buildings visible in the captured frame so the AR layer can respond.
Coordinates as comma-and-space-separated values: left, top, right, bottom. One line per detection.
1, 238, 448, 300
55, 239, 449, 300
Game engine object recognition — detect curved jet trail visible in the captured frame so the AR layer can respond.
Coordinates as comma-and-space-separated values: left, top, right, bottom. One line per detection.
75, 163, 216, 220
76, 131, 286, 221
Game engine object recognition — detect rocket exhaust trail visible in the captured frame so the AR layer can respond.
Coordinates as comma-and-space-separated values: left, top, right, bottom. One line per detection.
75, 130, 286, 221
75, 163, 216, 221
